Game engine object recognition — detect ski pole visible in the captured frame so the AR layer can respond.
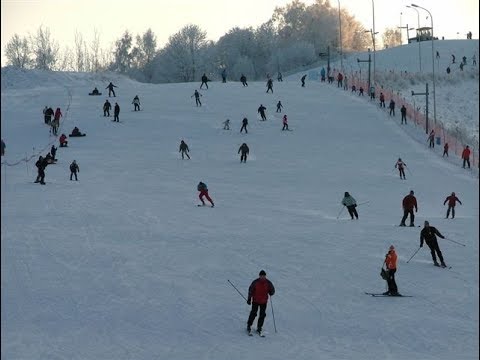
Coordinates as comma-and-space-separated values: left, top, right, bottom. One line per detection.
406, 247, 421, 263
227, 279, 248, 301
336, 206, 345, 219
270, 297, 277, 333
357, 201, 370, 206
443, 237, 466, 247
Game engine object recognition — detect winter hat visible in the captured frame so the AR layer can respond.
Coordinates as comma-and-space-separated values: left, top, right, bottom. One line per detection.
259, 270, 266, 276
424, 221, 430, 226
344, 192, 349, 197
410, 190, 414, 195
389, 245, 395, 250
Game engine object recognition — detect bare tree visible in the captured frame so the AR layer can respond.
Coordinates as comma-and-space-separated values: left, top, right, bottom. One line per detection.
4, 33, 31, 68
90, 28, 101, 72
30, 25, 59, 70
74, 30, 85, 71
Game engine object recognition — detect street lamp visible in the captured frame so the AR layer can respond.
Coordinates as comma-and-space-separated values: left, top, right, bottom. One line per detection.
411, 3, 436, 125
371, 0, 376, 84
406, 5, 422, 72
338, 0, 343, 71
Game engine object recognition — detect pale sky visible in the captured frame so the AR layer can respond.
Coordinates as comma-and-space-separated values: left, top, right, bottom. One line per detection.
1, 0, 479, 66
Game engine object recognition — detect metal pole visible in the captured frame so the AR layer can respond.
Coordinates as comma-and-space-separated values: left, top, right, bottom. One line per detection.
338, 0, 343, 71
407, 5, 421, 72
425, 83, 429, 134
372, 0, 376, 84
368, 52, 371, 92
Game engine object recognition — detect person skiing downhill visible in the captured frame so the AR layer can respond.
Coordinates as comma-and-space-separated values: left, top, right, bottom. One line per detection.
282, 115, 289, 131
69, 160, 80, 181
223, 119, 230, 130
246, 270, 275, 336
341, 192, 358, 219
192, 90, 202, 106
395, 158, 407, 179
382, 245, 399, 296
420, 221, 447, 267
276, 101, 283, 113
443, 192, 462, 219
258, 104, 267, 121
461, 145, 471, 168
301, 74, 307, 87
132, 95, 141, 111
240, 117, 248, 133
106, 82, 117, 97
400, 190, 417, 227
197, 181, 214, 207
240, 74, 248, 86
179, 140, 190, 159
200, 73, 209, 89
238, 143, 249, 163
266, 78, 273, 93
34, 155, 49, 184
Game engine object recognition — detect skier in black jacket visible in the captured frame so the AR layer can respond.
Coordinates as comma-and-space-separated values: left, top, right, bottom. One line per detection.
240, 74, 248, 86
276, 101, 283, 113
266, 78, 273, 93
200, 73, 209, 89
238, 143, 249, 163
258, 104, 267, 121
240, 117, 248, 133
179, 140, 190, 159
70, 160, 80, 181
103, 100, 112, 117
420, 221, 447, 267
34, 156, 49, 184
105, 82, 117, 97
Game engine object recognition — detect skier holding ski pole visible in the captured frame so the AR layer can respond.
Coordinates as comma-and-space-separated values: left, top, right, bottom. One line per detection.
227, 279, 248, 301
443, 237, 466, 247
246, 270, 275, 337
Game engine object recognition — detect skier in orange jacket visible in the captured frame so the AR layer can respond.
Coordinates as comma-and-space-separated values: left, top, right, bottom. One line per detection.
383, 245, 399, 296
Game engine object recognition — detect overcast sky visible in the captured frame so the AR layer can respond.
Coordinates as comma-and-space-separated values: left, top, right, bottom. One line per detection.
1, 0, 478, 66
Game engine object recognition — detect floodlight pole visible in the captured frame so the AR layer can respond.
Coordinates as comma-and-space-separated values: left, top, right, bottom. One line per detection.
411, 83, 429, 134
406, 5, 422, 72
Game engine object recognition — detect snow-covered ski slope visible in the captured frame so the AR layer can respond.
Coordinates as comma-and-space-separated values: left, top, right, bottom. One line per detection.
1, 54, 478, 359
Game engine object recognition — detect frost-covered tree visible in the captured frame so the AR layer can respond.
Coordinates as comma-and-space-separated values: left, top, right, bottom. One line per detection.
4, 33, 31, 68
112, 30, 133, 73
382, 28, 402, 49
131, 29, 158, 81
30, 26, 59, 70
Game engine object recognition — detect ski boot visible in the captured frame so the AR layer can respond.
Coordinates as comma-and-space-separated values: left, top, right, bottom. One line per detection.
399, 223, 406, 227
409, 223, 415, 227
441, 262, 447, 268
382, 291, 390, 295
433, 261, 440, 267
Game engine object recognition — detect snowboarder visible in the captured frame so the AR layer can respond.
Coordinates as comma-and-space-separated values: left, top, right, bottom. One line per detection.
240, 74, 248, 86
420, 221, 447, 267
89, 87, 100, 95
223, 119, 230, 130
461, 145, 471, 168
395, 158, 407, 179
1, 139, 5, 156
443, 192, 462, 219
34, 155, 49, 184
50, 144, 57, 161
379, 93, 385, 108
389, 99, 395, 116
105, 82, 117, 97
69, 160, 79, 181
238, 143, 249, 163
301, 74, 307, 87
400, 190, 417, 227
103, 100, 112, 117
69, 126, 86, 137
427, 130, 435, 148
258, 104, 267, 121
240, 117, 248, 133
276, 101, 283, 113
320, 67, 326, 82
113, 103, 120, 122
191, 90, 202, 106
179, 140, 190, 159
382, 245, 399, 296
132, 95, 141, 111
59, 133, 68, 147
246, 270, 275, 336
197, 181, 214, 207
341, 192, 358, 220
277, 72, 283, 82
200, 73, 209, 89
282, 115, 289, 131
400, 105, 407, 124
266, 78, 273, 93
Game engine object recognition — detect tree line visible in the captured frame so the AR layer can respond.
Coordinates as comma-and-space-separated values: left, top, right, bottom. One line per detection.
5, 0, 400, 83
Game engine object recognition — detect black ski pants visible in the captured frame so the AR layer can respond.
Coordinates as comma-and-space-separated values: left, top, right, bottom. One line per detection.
266, 86, 273, 93
240, 153, 247, 162
114, 114, 119, 122
346, 205, 358, 219
282, 124, 289, 131
401, 209, 414, 226
398, 168, 406, 179
181, 150, 190, 160
446, 206, 456, 218
463, 158, 470, 168
426, 239, 444, 263
260, 112, 266, 121
195, 98, 202, 106
70, 171, 78, 181
200, 81, 208, 89
35, 169, 45, 183
108, 89, 116, 97
401, 113, 407, 123
248, 303, 267, 331
389, 108, 395, 116
240, 124, 248, 133
104, 109, 110, 117
134, 104, 140, 111
386, 269, 398, 294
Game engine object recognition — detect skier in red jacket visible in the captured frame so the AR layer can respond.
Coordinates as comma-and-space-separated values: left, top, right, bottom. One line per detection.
461, 145, 471, 168
400, 190, 417, 227
443, 192, 462, 219
246, 270, 275, 336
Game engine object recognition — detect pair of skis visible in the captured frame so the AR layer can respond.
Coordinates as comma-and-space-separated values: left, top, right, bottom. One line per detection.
247, 329, 265, 337
365, 292, 413, 297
